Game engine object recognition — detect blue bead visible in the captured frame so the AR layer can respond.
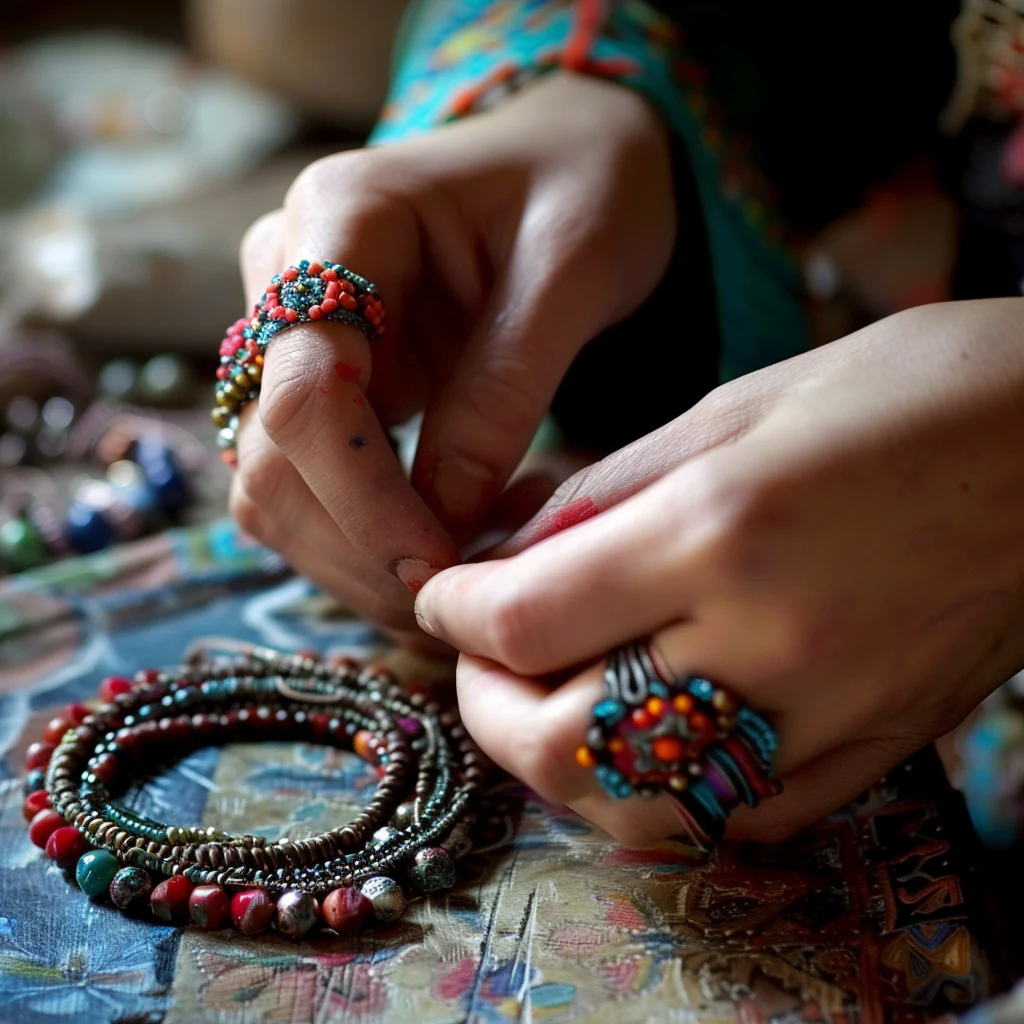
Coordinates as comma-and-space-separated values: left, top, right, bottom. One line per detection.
136, 443, 190, 514
649, 681, 669, 698
76, 849, 119, 897
66, 505, 116, 553
242, 327, 254, 339
298, 259, 310, 271
593, 700, 624, 723
688, 678, 714, 700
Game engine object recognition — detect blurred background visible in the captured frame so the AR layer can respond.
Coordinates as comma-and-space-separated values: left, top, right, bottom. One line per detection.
0, 0, 957, 578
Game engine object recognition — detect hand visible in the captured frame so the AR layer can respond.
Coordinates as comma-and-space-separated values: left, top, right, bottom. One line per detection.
229, 72, 675, 645
415, 299, 1024, 844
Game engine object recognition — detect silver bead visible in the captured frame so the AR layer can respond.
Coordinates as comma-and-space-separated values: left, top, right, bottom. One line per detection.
409, 847, 455, 893
359, 876, 405, 922
275, 889, 319, 940
368, 826, 398, 849
391, 802, 417, 830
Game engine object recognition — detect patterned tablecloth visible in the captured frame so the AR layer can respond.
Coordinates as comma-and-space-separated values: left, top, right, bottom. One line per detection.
0, 521, 1016, 1024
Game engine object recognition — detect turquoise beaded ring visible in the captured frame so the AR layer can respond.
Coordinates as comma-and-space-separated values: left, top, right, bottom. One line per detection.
212, 260, 386, 464
576, 641, 780, 851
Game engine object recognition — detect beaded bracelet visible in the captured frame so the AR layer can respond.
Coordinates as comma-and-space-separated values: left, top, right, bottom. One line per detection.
22, 646, 485, 940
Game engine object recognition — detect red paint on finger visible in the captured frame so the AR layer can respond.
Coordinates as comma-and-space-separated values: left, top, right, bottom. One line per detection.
531, 497, 600, 542
333, 361, 362, 382
396, 557, 437, 595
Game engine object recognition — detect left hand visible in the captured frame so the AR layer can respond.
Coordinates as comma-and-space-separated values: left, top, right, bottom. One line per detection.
414, 299, 1024, 845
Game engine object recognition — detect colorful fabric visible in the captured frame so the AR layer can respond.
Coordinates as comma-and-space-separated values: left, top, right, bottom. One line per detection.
370, 0, 810, 385
0, 519, 1016, 1022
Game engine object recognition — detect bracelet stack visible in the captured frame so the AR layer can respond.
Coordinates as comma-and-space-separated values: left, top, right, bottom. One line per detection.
22, 647, 485, 940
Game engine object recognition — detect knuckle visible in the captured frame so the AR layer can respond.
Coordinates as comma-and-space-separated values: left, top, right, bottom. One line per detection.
284, 150, 387, 218
459, 358, 540, 444
239, 208, 283, 269
258, 340, 317, 450
481, 584, 545, 673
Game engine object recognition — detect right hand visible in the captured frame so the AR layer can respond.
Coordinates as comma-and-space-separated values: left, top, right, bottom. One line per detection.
229, 72, 677, 646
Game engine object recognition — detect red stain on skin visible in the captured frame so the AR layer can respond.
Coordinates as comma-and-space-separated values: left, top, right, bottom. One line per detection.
532, 496, 600, 542
333, 361, 362, 382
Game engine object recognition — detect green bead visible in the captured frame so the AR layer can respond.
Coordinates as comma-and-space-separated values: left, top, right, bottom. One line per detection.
76, 849, 119, 897
0, 517, 49, 572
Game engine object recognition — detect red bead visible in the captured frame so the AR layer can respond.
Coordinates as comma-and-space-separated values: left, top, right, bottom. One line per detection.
23, 790, 50, 821
339, 279, 354, 294
630, 708, 652, 730
99, 676, 132, 703
43, 716, 72, 745
28, 808, 65, 848
281, 267, 299, 282
320, 268, 338, 282
25, 741, 55, 771
231, 889, 274, 935
65, 703, 90, 725
339, 292, 358, 311
136, 669, 161, 685
269, 306, 286, 321
216, 365, 230, 381
151, 875, 195, 922
284, 307, 298, 323
189, 884, 230, 929
264, 283, 279, 294
307, 263, 323, 276
353, 730, 376, 763
324, 281, 341, 301
264, 294, 279, 308
319, 297, 339, 314
45, 825, 89, 868
308, 305, 322, 320
322, 887, 373, 934
91, 752, 119, 784
652, 736, 686, 763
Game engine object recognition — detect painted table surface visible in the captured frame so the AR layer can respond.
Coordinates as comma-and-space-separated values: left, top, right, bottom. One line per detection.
0, 520, 1013, 1024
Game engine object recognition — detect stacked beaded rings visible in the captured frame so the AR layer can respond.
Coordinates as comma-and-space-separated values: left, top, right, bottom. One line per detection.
22, 646, 484, 940
576, 641, 780, 851
212, 260, 386, 464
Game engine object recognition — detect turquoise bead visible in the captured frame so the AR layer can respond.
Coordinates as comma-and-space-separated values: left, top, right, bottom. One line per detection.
76, 850, 119, 897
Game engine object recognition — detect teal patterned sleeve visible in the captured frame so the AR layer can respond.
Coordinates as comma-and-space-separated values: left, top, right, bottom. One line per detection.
369, 0, 809, 384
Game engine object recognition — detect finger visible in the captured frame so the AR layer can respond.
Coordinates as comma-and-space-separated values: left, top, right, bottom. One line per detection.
495, 366, 790, 556
232, 407, 416, 618
240, 209, 285, 307
253, 176, 461, 592
411, 209, 614, 531
416, 468, 698, 675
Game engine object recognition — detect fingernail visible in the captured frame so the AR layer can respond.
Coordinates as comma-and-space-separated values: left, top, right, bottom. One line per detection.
395, 557, 437, 596
430, 455, 495, 527
414, 608, 437, 637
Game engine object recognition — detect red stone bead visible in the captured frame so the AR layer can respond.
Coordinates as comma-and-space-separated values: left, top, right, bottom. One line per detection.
65, 703, 90, 725
324, 281, 341, 301
264, 283, 279, 294
322, 887, 373, 934
99, 676, 133, 703
23, 790, 50, 821
151, 875, 195, 922
320, 268, 338, 281
45, 825, 89, 868
231, 889, 274, 935
189, 884, 230, 929
284, 307, 298, 323
28, 808, 65, 848
339, 292, 358, 311
339, 279, 354, 294
136, 669, 161, 685
310, 712, 331, 741
630, 708, 652, 730
282, 267, 299, 282
25, 741, 55, 771
91, 752, 118, 784
269, 306, 286, 321
308, 305, 322, 320
216, 365, 230, 381
319, 297, 339, 314
42, 716, 72, 745
353, 730, 376, 763
307, 262, 323, 276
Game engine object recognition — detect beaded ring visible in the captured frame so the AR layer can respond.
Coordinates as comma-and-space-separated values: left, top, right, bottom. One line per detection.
212, 260, 386, 464
22, 646, 485, 940
575, 641, 780, 851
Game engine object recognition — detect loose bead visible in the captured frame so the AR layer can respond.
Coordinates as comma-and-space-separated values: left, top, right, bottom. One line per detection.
45, 826, 90, 868
76, 849, 120, 897
109, 867, 152, 909
25, 741, 55, 771
360, 876, 405, 923
23, 790, 50, 821
189, 884, 230, 929
275, 890, 319, 940
43, 716, 72, 745
409, 847, 455, 893
151, 875, 194, 921
322, 887, 373, 934
29, 809, 65, 848
231, 889, 274, 935
99, 676, 133, 703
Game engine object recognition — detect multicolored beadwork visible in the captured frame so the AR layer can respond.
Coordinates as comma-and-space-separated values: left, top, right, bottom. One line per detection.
25, 645, 484, 940
578, 641, 780, 851
212, 260, 386, 462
